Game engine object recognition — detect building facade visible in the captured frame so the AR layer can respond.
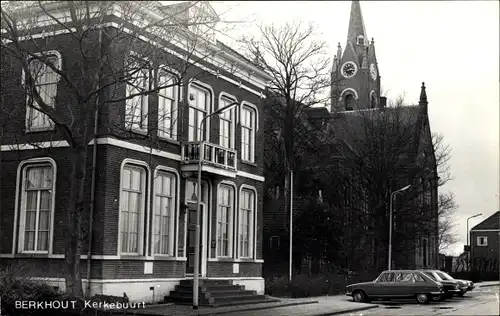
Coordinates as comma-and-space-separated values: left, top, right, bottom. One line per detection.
470, 211, 500, 268
0, 2, 271, 302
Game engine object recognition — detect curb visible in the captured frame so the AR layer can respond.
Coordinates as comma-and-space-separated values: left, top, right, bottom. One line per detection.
311, 304, 379, 316
126, 300, 319, 316
212, 300, 319, 315
479, 283, 499, 288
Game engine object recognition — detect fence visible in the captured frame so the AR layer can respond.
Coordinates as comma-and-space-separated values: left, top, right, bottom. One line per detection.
448, 257, 499, 282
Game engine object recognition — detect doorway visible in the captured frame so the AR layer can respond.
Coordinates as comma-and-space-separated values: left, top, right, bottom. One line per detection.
186, 204, 203, 274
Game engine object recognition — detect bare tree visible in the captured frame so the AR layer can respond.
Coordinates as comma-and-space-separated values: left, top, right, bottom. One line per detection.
1, 0, 239, 297
240, 21, 330, 227
437, 192, 459, 252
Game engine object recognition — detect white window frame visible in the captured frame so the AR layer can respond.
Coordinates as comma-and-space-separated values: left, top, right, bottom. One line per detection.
239, 186, 256, 259
16, 158, 57, 254
152, 169, 177, 256
118, 160, 150, 256
188, 81, 213, 142
157, 68, 179, 140
357, 35, 365, 45
125, 53, 150, 132
216, 183, 235, 258
477, 236, 488, 247
23, 51, 62, 132
240, 102, 258, 163
218, 93, 237, 149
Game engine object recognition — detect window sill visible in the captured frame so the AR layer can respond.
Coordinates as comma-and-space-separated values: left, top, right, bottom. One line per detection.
25, 127, 54, 133
126, 128, 149, 136
157, 136, 180, 145
208, 258, 264, 263
240, 160, 257, 167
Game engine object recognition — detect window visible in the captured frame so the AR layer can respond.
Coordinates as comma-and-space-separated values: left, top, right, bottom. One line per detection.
125, 55, 150, 131
120, 164, 147, 254
344, 94, 354, 110
157, 71, 178, 140
377, 272, 394, 283
414, 273, 426, 283
217, 185, 234, 257
219, 96, 235, 148
241, 105, 256, 162
370, 94, 376, 108
188, 84, 210, 141
25, 52, 61, 131
18, 163, 55, 253
357, 36, 365, 45
477, 236, 488, 246
153, 171, 176, 255
239, 189, 255, 258
396, 272, 414, 283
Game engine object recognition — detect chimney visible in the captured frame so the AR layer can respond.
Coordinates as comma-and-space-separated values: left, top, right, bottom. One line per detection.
379, 96, 387, 109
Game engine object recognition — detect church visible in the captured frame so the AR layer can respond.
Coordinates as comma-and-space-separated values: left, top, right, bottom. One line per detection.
330, 1, 383, 112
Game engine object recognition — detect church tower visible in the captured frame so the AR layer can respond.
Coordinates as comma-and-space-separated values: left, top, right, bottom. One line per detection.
331, 1, 381, 112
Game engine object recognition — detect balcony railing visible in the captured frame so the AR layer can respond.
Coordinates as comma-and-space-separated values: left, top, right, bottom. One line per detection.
181, 141, 237, 171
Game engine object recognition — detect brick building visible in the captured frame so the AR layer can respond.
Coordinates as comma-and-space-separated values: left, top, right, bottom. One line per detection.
470, 211, 500, 267
0, 1, 271, 302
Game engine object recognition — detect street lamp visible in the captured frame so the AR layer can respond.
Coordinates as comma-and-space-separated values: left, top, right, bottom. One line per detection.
388, 184, 411, 271
466, 213, 482, 263
192, 101, 239, 310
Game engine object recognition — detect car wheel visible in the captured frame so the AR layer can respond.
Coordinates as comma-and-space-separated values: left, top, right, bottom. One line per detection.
353, 290, 367, 303
416, 293, 430, 304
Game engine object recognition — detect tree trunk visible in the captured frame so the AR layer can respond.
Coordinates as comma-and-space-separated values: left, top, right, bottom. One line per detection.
65, 146, 87, 297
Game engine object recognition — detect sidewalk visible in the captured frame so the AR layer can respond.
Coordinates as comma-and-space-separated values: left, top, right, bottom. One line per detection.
477, 281, 499, 288
126, 295, 377, 316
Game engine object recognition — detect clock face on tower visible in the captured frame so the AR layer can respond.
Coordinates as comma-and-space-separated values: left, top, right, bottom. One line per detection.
341, 62, 357, 78
370, 63, 378, 81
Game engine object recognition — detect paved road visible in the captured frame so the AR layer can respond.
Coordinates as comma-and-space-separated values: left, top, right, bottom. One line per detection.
343, 286, 499, 316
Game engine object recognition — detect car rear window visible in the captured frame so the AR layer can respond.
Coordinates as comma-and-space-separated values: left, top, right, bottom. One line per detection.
423, 272, 436, 280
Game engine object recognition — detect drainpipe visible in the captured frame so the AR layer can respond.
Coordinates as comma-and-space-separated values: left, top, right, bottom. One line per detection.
86, 24, 103, 297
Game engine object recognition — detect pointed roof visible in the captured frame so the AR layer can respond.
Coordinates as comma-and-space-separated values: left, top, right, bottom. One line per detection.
419, 82, 428, 106
471, 211, 500, 230
347, 1, 367, 45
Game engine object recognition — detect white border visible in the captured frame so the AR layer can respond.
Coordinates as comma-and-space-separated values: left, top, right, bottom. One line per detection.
12, 157, 57, 256
341, 61, 358, 79
338, 88, 359, 101
2, 139, 265, 182
238, 184, 258, 260
213, 181, 237, 259
218, 92, 238, 149
156, 66, 180, 141
152, 166, 181, 257
117, 159, 151, 256
240, 102, 258, 163
187, 80, 214, 141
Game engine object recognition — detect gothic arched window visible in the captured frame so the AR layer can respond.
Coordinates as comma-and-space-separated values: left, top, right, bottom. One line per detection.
371, 94, 376, 108
345, 94, 354, 111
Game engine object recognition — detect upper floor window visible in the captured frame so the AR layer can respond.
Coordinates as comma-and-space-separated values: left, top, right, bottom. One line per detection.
125, 55, 150, 132
217, 184, 234, 258
344, 94, 354, 111
357, 35, 365, 45
241, 105, 256, 162
18, 161, 56, 253
25, 52, 61, 131
477, 236, 488, 246
188, 84, 211, 141
120, 163, 147, 255
219, 96, 236, 148
153, 170, 176, 256
157, 71, 178, 140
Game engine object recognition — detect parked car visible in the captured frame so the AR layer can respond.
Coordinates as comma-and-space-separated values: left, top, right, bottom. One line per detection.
437, 271, 474, 294
346, 270, 445, 304
421, 270, 468, 297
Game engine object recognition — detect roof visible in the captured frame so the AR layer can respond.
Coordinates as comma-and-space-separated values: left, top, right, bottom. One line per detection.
471, 211, 500, 230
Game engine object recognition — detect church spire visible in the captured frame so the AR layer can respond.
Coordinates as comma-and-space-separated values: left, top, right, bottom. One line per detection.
347, 1, 367, 45
419, 82, 428, 106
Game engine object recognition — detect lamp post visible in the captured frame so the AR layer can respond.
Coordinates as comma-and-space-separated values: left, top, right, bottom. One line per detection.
466, 213, 482, 265
388, 184, 411, 271
192, 101, 238, 309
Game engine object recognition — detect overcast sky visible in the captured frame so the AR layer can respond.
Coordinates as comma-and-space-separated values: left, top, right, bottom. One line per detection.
211, 1, 500, 256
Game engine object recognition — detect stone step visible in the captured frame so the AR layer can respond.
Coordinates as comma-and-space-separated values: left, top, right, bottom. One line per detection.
179, 279, 232, 286
205, 290, 257, 298
211, 294, 268, 305
174, 284, 244, 292
212, 296, 280, 307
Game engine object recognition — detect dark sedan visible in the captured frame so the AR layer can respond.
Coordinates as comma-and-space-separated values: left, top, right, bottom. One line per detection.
346, 270, 444, 304
421, 270, 468, 297
438, 271, 474, 294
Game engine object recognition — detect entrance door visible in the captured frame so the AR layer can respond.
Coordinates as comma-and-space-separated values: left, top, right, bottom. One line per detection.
186, 204, 203, 274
